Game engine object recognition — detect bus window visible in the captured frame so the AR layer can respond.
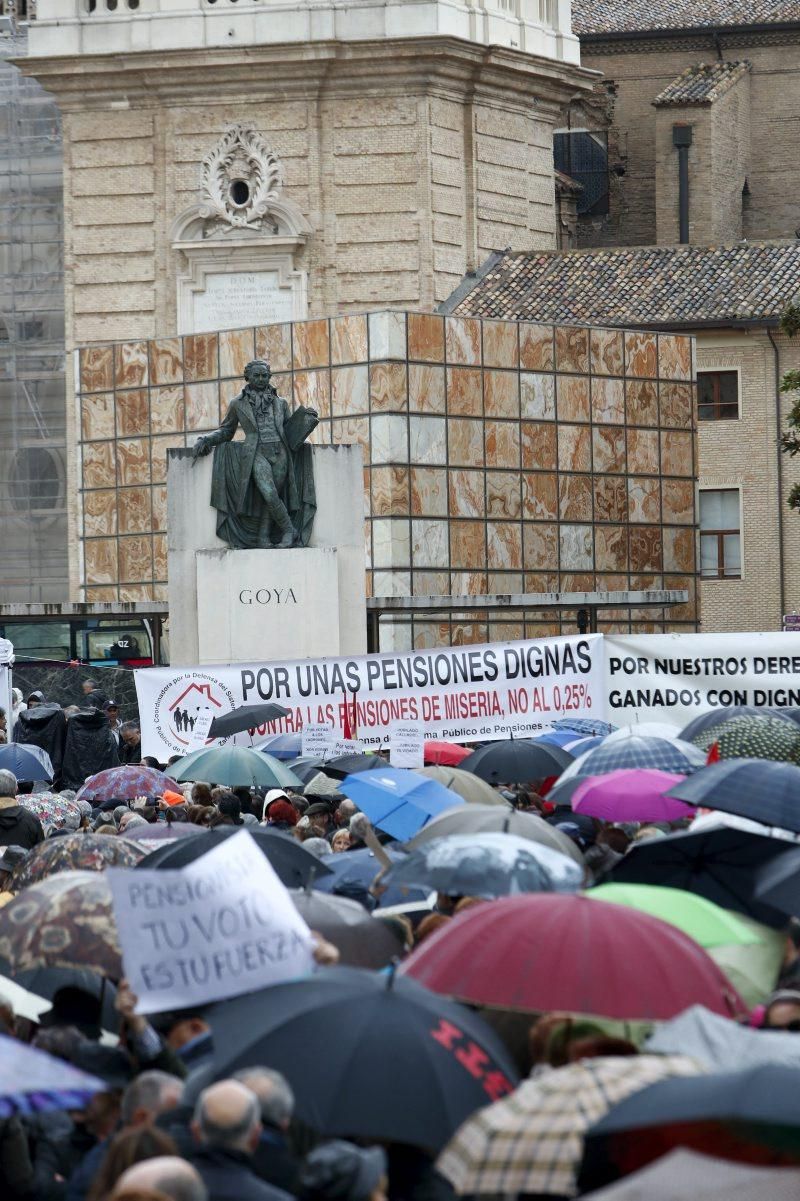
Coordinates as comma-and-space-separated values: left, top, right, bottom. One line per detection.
79, 623, 152, 665
2, 621, 71, 662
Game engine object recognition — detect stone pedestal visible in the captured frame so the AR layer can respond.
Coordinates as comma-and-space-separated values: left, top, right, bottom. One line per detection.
168, 444, 366, 665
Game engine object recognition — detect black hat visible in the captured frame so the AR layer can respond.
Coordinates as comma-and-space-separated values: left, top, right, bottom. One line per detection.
299, 1141, 386, 1201
305, 801, 334, 818
104, 700, 118, 710
39, 986, 104, 1041
0, 845, 27, 874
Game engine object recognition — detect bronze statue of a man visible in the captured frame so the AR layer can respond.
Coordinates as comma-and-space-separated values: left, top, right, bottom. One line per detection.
192, 359, 318, 550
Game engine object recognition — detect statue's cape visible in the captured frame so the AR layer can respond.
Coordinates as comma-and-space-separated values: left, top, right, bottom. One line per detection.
210, 399, 318, 548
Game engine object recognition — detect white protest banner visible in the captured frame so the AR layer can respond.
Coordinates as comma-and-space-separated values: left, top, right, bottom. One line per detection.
107, 830, 315, 1014
389, 721, 425, 769
135, 632, 604, 759
604, 631, 800, 729
185, 709, 214, 751
302, 723, 335, 760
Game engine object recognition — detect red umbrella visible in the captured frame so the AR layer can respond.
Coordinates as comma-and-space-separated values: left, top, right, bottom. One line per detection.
424, 741, 471, 767
399, 894, 745, 1021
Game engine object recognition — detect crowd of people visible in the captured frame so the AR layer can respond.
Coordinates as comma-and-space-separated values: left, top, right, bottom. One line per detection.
1, 685, 800, 1200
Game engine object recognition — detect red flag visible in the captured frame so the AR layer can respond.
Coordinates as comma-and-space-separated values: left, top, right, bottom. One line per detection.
342, 699, 353, 740
706, 740, 721, 765
350, 692, 359, 740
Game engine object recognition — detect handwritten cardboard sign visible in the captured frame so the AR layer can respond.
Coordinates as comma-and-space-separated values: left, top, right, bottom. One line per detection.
108, 830, 315, 1014
389, 721, 425, 769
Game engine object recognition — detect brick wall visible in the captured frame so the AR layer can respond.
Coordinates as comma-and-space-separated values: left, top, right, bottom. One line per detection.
578, 37, 800, 247
697, 329, 800, 632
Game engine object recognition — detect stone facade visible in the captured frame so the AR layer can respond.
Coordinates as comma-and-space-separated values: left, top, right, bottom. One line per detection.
74, 310, 699, 648
20, 38, 594, 347
571, 34, 800, 248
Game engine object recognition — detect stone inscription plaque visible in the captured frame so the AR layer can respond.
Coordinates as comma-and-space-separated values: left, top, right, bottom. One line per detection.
190, 270, 295, 334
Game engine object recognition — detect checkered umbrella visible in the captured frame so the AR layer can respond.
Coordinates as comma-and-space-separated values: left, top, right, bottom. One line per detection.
666, 758, 800, 833
553, 718, 617, 737
689, 715, 800, 764
436, 1054, 702, 1198
558, 734, 706, 782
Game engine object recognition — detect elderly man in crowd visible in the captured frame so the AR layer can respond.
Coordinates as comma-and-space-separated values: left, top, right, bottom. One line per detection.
188, 1080, 294, 1201
232, 1068, 299, 1194
112, 1155, 207, 1201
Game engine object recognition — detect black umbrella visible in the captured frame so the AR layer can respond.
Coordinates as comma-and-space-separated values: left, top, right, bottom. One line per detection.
679, 706, 794, 743
284, 760, 327, 785
459, 740, 572, 785
579, 1064, 800, 1192
755, 848, 800, 916
208, 703, 290, 739
666, 759, 800, 833
288, 891, 405, 968
137, 827, 330, 888
541, 776, 585, 809
603, 826, 794, 929
322, 754, 386, 780
196, 965, 518, 1150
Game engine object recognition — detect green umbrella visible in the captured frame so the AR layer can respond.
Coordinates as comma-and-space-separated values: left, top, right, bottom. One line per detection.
589, 884, 763, 949
707, 914, 785, 1009
690, 715, 800, 764
414, 765, 507, 806
166, 746, 301, 789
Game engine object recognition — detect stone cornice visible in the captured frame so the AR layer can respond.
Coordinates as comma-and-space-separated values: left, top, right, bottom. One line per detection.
14, 36, 597, 110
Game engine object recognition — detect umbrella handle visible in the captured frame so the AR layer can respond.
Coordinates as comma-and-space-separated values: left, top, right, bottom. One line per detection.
363, 824, 392, 871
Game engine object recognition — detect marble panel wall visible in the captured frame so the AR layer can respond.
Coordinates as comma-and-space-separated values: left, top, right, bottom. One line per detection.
76, 312, 698, 644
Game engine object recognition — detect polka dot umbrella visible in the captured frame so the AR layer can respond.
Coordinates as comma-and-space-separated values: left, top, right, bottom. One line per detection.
689, 715, 800, 764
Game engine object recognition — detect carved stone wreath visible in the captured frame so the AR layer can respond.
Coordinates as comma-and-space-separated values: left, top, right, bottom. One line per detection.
200, 124, 283, 232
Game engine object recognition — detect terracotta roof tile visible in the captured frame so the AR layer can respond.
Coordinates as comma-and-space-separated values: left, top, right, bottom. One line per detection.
653, 61, 750, 106
450, 242, 800, 327
572, 0, 800, 37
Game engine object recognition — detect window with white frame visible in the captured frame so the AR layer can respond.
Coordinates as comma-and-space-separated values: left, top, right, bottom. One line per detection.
699, 488, 741, 579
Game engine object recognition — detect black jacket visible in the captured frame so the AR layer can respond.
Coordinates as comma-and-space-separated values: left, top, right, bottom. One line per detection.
189, 1146, 295, 1201
14, 704, 67, 782
0, 799, 44, 849
60, 709, 119, 791
252, 1127, 299, 1196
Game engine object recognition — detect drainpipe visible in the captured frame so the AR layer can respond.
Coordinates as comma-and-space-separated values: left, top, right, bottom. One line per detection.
767, 327, 787, 620
672, 124, 692, 244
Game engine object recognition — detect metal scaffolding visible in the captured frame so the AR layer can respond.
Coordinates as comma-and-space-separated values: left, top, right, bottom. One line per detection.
0, 5, 67, 600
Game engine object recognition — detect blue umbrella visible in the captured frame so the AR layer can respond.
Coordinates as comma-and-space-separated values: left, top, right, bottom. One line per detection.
553, 718, 617, 737
0, 1032, 103, 1117
256, 733, 303, 760
340, 767, 462, 840
313, 847, 431, 908
533, 731, 605, 755
0, 743, 53, 783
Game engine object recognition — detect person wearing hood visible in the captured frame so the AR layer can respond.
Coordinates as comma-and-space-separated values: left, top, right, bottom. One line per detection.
0, 769, 43, 850
13, 700, 68, 784
61, 707, 120, 791
299, 1141, 387, 1201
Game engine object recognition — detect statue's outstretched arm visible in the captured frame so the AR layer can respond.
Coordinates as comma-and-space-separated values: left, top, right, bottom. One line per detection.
192, 404, 239, 461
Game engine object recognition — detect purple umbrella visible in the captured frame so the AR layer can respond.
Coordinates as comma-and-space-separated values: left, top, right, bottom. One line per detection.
76, 765, 175, 806
571, 770, 695, 823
